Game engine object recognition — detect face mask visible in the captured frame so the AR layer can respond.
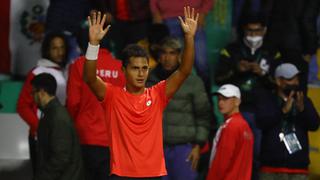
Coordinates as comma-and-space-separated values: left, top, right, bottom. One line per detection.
245, 36, 263, 48
283, 84, 300, 97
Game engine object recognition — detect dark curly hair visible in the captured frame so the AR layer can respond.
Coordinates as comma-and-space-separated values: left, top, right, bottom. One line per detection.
41, 31, 69, 67
121, 44, 149, 67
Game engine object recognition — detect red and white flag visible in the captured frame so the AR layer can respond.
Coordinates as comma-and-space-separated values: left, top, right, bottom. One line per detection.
0, 0, 49, 76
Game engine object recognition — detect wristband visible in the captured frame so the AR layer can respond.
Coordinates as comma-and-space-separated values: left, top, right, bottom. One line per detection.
85, 43, 100, 60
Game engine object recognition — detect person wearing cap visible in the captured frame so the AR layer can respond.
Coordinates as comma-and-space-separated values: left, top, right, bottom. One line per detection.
214, 13, 278, 180
206, 84, 253, 180
255, 63, 320, 180
147, 37, 211, 180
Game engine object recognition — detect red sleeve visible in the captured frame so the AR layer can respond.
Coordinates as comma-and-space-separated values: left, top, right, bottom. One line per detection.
152, 80, 170, 109
66, 60, 83, 120
17, 70, 38, 136
100, 82, 114, 107
206, 124, 238, 180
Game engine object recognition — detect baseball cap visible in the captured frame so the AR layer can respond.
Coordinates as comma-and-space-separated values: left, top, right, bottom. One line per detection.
275, 63, 300, 79
214, 84, 241, 99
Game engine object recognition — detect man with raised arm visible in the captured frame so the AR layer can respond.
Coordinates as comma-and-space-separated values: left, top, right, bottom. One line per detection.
83, 7, 198, 179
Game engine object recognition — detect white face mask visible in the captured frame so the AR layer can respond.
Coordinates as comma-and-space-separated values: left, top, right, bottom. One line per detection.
245, 36, 263, 48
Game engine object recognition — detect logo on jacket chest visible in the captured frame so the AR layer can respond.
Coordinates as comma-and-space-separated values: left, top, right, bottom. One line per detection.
96, 70, 119, 78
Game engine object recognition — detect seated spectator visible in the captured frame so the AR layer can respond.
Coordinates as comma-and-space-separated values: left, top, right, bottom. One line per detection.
207, 84, 253, 180
17, 31, 69, 176
255, 63, 320, 180
147, 37, 211, 180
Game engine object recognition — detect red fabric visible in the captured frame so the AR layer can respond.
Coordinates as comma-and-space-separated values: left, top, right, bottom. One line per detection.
66, 48, 125, 146
150, 0, 213, 19
17, 71, 38, 136
261, 166, 309, 174
0, 0, 11, 74
17, 63, 67, 136
207, 113, 254, 180
103, 81, 169, 177
116, 0, 130, 20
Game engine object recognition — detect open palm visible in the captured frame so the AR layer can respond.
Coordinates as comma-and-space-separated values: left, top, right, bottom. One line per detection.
88, 11, 110, 45
179, 6, 199, 37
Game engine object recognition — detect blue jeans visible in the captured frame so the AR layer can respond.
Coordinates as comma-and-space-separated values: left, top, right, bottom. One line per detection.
164, 18, 209, 85
162, 144, 198, 180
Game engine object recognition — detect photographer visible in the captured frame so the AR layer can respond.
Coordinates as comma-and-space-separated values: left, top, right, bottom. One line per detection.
255, 63, 320, 180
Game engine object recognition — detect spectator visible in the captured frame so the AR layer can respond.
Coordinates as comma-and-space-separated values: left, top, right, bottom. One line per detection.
147, 37, 211, 180
46, 0, 89, 62
207, 84, 253, 180
150, 0, 213, 86
83, 8, 197, 179
17, 31, 69, 176
66, 47, 125, 180
31, 73, 84, 180
214, 13, 277, 179
255, 63, 320, 180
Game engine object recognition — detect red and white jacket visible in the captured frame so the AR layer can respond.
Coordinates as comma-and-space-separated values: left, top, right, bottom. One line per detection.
66, 48, 125, 147
17, 59, 67, 137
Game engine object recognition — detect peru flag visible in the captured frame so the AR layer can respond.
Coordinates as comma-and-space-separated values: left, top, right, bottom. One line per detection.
0, 0, 49, 76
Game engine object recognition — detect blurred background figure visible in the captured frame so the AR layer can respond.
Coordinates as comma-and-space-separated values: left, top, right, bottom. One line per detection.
255, 63, 320, 180
207, 84, 253, 180
147, 37, 212, 180
150, 0, 213, 89
30, 73, 84, 180
214, 13, 277, 180
16, 31, 69, 177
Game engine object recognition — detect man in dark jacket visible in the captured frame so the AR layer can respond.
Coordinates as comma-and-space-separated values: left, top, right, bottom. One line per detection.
255, 63, 320, 180
31, 73, 84, 180
147, 37, 211, 180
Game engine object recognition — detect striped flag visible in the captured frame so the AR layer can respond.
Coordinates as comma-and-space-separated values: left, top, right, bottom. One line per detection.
0, 0, 49, 76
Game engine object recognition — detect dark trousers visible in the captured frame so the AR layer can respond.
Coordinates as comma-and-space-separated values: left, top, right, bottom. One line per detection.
81, 145, 111, 180
28, 135, 37, 177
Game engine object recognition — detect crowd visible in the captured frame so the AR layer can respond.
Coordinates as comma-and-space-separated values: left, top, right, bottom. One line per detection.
15, 0, 320, 180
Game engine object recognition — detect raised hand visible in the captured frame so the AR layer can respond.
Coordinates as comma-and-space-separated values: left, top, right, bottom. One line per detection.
88, 10, 110, 45
179, 6, 199, 37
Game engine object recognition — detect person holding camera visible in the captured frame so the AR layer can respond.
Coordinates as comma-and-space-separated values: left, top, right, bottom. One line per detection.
255, 63, 320, 180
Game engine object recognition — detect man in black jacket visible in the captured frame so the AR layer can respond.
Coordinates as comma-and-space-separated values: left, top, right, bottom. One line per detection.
255, 63, 320, 180
31, 73, 84, 180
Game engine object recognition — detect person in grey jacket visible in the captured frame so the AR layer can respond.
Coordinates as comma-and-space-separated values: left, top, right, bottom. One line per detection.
31, 73, 84, 180
147, 37, 211, 180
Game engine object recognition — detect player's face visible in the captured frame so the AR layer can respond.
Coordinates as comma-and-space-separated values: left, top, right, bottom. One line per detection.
124, 57, 149, 89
